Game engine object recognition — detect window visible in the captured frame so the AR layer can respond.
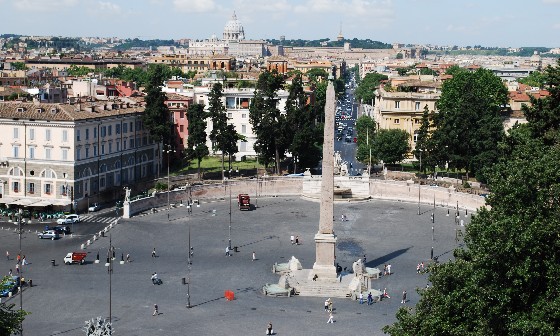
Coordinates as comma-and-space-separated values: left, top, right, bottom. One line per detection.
85, 129, 90, 140
101, 126, 106, 137
94, 127, 98, 138
394, 119, 400, 124
29, 146, 35, 159
100, 176, 106, 188
116, 142, 120, 151
29, 183, 35, 194
179, 125, 184, 132
44, 183, 51, 195
77, 148, 81, 160
109, 142, 113, 153
85, 147, 90, 158
226, 97, 236, 109
62, 148, 68, 161
413, 132, 419, 142
415, 102, 421, 110
77, 130, 81, 141
93, 145, 98, 156
116, 124, 121, 134
108, 125, 112, 136
45, 129, 51, 141
123, 140, 127, 150
12, 146, 19, 158
130, 122, 133, 132
62, 130, 68, 142
101, 144, 105, 155
227, 113, 233, 118
13, 128, 19, 139
45, 148, 51, 159
13, 182, 19, 193
180, 111, 185, 119
61, 185, 68, 195
241, 125, 247, 134
123, 123, 128, 133
395, 101, 400, 109
29, 129, 35, 140
242, 113, 246, 118
414, 119, 421, 124
129, 139, 134, 148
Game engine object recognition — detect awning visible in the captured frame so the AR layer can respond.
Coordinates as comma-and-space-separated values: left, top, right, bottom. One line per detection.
52, 199, 71, 206
0, 197, 18, 204
30, 199, 53, 207
11, 198, 38, 206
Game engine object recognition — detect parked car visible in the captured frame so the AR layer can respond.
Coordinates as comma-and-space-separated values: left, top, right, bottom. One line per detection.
88, 203, 100, 212
38, 230, 60, 240
53, 225, 71, 234
57, 214, 80, 225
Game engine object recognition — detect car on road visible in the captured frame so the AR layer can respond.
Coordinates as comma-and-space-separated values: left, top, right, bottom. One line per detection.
56, 214, 80, 225
345, 136, 352, 143
88, 203, 100, 212
52, 225, 71, 234
38, 230, 60, 240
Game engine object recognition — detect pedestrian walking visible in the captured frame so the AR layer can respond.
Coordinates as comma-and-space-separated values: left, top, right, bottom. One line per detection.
15, 263, 19, 274
152, 304, 159, 316
290, 235, 295, 245
266, 322, 273, 335
359, 292, 364, 304
401, 290, 407, 304
17, 254, 21, 263
295, 235, 299, 245
328, 299, 333, 313
126, 254, 130, 262
8, 269, 12, 276
225, 246, 230, 256
416, 264, 421, 274
22, 256, 28, 266
367, 292, 373, 305
151, 248, 157, 258
387, 264, 392, 275
327, 312, 334, 323
5, 251, 9, 260
383, 288, 391, 299
324, 298, 330, 312
383, 264, 388, 276
252, 251, 256, 261
420, 262, 424, 270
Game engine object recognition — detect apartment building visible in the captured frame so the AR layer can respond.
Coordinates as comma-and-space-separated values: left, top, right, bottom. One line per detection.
373, 80, 441, 158
0, 100, 159, 211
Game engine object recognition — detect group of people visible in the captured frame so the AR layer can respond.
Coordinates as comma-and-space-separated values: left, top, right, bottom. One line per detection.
151, 272, 162, 285
382, 264, 392, 276
290, 235, 300, 245
324, 298, 335, 323
416, 262, 425, 274
358, 292, 375, 305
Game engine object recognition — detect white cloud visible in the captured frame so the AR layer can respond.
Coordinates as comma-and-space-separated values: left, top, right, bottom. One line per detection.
294, 0, 393, 18
173, 0, 217, 12
233, 0, 292, 12
553, 23, 560, 29
98, 1, 121, 13
13, 0, 79, 11
543, 0, 560, 4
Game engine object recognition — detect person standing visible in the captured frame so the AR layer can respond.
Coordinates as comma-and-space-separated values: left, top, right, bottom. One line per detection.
266, 322, 273, 335
22, 256, 28, 266
290, 235, 295, 245
5, 251, 9, 260
327, 312, 334, 323
15, 263, 19, 274
359, 292, 364, 304
152, 304, 159, 316
367, 292, 373, 305
252, 251, 256, 261
401, 290, 407, 304
151, 248, 157, 258
383, 288, 391, 299
126, 254, 131, 263
387, 264, 392, 275
295, 235, 299, 245
383, 264, 388, 276
225, 246, 230, 257
416, 263, 421, 274
328, 299, 333, 313
324, 299, 330, 312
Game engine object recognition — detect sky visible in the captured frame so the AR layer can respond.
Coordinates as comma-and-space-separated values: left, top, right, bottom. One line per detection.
1, 0, 559, 47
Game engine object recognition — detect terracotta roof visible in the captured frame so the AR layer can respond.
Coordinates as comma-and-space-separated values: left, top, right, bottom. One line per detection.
0, 101, 143, 122
165, 93, 193, 101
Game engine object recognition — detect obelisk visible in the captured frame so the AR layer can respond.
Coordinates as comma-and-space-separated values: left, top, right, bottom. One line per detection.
312, 76, 337, 280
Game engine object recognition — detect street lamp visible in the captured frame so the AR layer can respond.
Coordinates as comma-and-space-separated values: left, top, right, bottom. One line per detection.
185, 225, 192, 308
418, 150, 422, 215
228, 180, 232, 251
17, 208, 24, 335
163, 145, 176, 221
105, 234, 114, 333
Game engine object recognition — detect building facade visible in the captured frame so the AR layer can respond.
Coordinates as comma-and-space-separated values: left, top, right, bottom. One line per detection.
0, 100, 159, 211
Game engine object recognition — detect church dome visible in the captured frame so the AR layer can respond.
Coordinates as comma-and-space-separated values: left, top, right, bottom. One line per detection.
223, 12, 245, 42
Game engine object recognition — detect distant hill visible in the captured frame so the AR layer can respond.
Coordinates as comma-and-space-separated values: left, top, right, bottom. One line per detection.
267, 38, 391, 49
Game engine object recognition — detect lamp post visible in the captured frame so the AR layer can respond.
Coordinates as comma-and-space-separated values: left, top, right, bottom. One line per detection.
228, 180, 232, 251
163, 145, 175, 221
418, 150, 422, 215
105, 234, 114, 333
17, 208, 24, 335
186, 225, 192, 308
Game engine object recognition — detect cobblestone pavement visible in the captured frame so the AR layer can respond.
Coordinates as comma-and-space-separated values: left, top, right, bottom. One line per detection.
0, 196, 470, 335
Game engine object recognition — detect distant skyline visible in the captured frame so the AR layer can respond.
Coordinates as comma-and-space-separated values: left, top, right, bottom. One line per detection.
1, 0, 559, 47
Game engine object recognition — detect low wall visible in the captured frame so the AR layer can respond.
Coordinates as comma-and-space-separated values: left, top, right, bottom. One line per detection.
123, 177, 486, 218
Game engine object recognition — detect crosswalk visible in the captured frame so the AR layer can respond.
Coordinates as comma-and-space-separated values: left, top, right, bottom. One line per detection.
80, 214, 119, 224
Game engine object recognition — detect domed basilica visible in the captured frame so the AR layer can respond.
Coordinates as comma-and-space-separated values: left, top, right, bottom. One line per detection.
223, 12, 245, 42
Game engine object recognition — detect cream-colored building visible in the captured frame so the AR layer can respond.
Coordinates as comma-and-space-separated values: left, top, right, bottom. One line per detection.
0, 100, 159, 211
373, 80, 441, 158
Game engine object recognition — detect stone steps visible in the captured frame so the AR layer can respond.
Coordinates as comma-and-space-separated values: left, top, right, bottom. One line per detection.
294, 284, 351, 298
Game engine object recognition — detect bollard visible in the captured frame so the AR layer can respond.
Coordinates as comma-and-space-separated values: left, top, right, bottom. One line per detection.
101, 231, 105, 237
81, 243, 85, 250
93, 235, 97, 241
29, 279, 32, 287
234, 246, 239, 252
51, 259, 56, 266
87, 240, 91, 246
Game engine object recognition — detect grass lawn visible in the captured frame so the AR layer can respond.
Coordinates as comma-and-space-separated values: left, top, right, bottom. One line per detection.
176, 156, 265, 175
